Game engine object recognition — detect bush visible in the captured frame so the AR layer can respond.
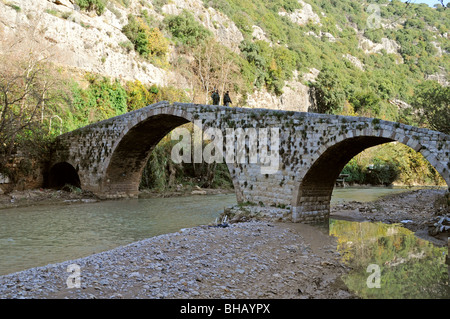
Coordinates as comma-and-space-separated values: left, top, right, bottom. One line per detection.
164, 10, 213, 47
76, 0, 106, 15
122, 15, 169, 62
341, 143, 445, 187
411, 80, 450, 134
309, 67, 346, 114
364, 159, 400, 186
69, 75, 128, 128
348, 90, 381, 117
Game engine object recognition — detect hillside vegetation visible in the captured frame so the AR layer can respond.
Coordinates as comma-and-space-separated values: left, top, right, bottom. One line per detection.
0, 0, 448, 190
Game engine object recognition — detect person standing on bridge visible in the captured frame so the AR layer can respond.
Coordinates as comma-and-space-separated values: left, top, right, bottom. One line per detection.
211, 89, 220, 105
223, 91, 232, 107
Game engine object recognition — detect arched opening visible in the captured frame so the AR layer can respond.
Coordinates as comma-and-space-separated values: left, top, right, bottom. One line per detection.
293, 136, 395, 223
102, 114, 190, 196
338, 142, 446, 187
47, 162, 81, 190
139, 121, 235, 192
292, 135, 448, 223
102, 113, 236, 199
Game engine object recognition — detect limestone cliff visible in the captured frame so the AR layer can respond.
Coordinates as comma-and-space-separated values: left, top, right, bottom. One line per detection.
0, 0, 173, 86
0, 0, 242, 89
0, 0, 316, 112
1, 0, 447, 114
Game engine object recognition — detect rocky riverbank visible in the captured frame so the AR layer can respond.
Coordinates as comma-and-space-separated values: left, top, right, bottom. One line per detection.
0, 221, 355, 299
0, 186, 233, 210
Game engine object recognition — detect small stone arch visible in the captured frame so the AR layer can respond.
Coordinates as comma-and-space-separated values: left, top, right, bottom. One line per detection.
47, 162, 81, 190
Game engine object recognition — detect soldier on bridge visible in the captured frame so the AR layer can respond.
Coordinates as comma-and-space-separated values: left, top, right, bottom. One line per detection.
211, 89, 220, 105
223, 91, 232, 106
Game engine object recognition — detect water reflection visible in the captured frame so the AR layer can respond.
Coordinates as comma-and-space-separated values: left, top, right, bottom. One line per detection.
330, 219, 450, 299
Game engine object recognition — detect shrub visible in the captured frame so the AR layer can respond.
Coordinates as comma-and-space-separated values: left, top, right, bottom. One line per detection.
76, 0, 106, 15
164, 10, 213, 47
122, 15, 169, 61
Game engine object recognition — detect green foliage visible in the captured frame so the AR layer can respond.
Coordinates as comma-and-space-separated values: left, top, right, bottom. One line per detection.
410, 80, 450, 134
140, 134, 234, 191
126, 80, 190, 112
349, 91, 382, 117
309, 67, 346, 114
340, 158, 400, 186
364, 159, 401, 186
69, 75, 127, 127
202, 0, 448, 126
239, 39, 297, 95
341, 158, 366, 185
122, 15, 169, 64
66, 75, 190, 131
341, 143, 445, 186
75, 0, 106, 15
163, 10, 213, 47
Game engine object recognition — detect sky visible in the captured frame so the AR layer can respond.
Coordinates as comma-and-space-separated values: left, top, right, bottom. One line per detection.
402, 0, 448, 7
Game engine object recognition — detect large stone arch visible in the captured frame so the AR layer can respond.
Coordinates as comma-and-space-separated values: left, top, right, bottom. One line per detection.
99, 107, 242, 200
291, 128, 450, 223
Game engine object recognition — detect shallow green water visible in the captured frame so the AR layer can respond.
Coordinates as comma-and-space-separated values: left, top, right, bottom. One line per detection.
330, 219, 449, 299
0, 194, 237, 276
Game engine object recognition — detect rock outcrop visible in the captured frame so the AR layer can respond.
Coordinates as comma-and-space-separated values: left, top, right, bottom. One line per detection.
278, 0, 321, 27
246, 71, 313, 112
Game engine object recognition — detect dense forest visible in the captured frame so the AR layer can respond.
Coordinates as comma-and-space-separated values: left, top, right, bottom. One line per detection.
0, 0, 449, 191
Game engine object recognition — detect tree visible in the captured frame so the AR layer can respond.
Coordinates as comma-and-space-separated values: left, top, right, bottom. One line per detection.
411, 80, 450, 134
0, 49, 62, 170
191, 39, 244, 105
349, 90, 382, 116
0, 39, 74, 189
76, 0, 106, 15
309, 67, 346, 114
122, 15, 169, 63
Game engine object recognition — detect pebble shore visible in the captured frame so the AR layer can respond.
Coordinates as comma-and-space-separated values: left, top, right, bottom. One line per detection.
0, 221, 354, 299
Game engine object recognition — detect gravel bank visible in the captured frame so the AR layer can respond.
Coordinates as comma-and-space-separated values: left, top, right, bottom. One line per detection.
0, 221, 354, 299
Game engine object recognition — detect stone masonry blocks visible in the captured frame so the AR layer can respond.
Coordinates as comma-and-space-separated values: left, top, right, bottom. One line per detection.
51, 102, 450, 224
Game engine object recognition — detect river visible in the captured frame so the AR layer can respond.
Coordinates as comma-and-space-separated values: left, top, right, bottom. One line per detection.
0, 186, 448, 298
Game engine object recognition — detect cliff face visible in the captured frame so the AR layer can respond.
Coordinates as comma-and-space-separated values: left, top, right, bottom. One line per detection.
0, 0, 244, 84
0, 0, 174, 86
0, 0, 316, 112
1, 0, 448, 113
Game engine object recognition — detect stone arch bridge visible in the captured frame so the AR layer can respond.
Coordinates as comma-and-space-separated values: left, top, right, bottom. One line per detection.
49, 101, 450, 223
